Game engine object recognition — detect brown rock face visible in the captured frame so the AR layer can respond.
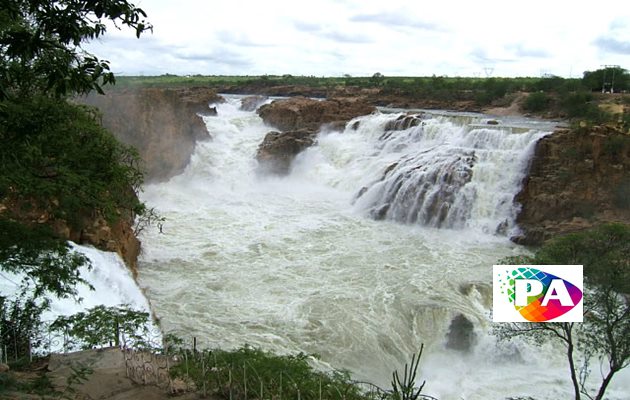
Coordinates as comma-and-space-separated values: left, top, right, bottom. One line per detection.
3, 195, 141, 272
80, 215, 141, 275
256, 130, 317, 175
257, 96, 375, 132
515, 125, 630, 245
254, 96, 375, 174
240, 95, 268, 111
82, 87, 225, 181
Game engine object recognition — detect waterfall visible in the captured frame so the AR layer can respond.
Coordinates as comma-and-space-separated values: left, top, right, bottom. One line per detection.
292, 112, 548, 236
137, 97, 630, 400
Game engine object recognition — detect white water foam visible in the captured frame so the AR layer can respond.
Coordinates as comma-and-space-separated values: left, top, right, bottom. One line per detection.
137, 96, 630, 399
0, 243, 156, 347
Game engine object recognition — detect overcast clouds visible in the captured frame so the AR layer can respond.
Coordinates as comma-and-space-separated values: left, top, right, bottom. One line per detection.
84, 0, 630, 77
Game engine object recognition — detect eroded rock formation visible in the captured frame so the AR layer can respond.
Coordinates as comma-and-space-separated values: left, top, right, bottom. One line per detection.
515, 125, 630, 245
255, 96, 375, 174
256, 130, 317, 175
1, 197, 140, 273
82, 87, 224, 181
240, 95, 268, 111
257, 96, 375, 132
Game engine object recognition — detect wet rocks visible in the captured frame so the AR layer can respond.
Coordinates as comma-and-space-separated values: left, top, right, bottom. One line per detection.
255, 96, 375, 174
256, 129, 317, 175
446, 314, 476, 352
383, 114, 424, 131
240, 95, 268, 111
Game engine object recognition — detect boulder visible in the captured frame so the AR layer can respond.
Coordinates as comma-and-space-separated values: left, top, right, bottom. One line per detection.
257, 96, 375, 132
240, 95, 268, 111
446, 314, 476, 352
256, 129, 317, 175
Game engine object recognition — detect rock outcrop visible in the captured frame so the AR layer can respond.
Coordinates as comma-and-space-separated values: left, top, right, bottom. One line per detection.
515, 124, 630, 245
82, 87, 224, 181
257, 96, 375, 132
256, 130, 317, 175
2, 195, 141, 273
254, 96, 375, 174
240, 95, 268, 111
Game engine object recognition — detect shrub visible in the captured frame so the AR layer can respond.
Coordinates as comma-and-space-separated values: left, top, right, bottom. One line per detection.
522, 92, 551, 113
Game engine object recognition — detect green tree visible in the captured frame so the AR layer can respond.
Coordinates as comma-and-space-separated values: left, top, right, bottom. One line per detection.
0, 0, 152, 99
496, 224, 630, 400
582, 67, 630, 93
0, 0, 152, 360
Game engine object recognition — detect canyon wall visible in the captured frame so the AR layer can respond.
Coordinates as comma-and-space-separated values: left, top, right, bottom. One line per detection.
82, 87, 224, 181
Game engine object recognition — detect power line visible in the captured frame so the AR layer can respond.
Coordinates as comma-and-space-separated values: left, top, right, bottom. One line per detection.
601, 64, 620, 93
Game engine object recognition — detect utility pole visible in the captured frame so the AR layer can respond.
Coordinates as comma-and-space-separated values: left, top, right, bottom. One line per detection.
601, 64, 620, 93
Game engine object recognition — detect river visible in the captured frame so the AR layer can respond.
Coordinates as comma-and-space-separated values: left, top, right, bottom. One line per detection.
135, 96, 629, 399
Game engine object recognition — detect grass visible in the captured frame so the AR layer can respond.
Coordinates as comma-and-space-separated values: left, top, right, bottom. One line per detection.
166, 344, 436, 400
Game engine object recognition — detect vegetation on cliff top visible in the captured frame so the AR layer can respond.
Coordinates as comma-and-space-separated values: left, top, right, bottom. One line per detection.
108, 68, 629, 129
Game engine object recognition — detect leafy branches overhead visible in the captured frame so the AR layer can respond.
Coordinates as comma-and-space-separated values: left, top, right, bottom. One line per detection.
0, 220, 91, 299
0, 0, 152, 99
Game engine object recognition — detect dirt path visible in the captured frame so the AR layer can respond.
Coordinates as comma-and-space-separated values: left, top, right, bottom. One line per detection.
2, 348, 203, 399
483, 92, 527, 117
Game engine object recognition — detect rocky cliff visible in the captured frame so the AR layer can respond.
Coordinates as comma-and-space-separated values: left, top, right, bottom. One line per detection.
1, 195, 141, 273
82, 87, 224, 181
515, 124, 630, 245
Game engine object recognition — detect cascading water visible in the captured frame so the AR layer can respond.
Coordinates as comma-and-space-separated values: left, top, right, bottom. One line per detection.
137, 97, 630, 399
0, 243, 156, 349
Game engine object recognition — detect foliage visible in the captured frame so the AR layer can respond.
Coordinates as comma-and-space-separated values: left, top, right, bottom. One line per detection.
0, 370, 57, 397
0, 95, 144, 227
110, 73, 629, 122
496, 224, 630, 400
50, 305, 151, 350
0, 221, 91, 298
168, 345, 369, 400
0, 296, 46, 361
583, 67, 630, 93
391, 346, 427, 400
0, 0, 152, 99
0, 0, 149, 313
522, 91, 551, 113
166, 343, 436, 400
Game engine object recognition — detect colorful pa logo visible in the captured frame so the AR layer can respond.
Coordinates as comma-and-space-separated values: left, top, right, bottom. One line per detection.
493, 265, 583, 322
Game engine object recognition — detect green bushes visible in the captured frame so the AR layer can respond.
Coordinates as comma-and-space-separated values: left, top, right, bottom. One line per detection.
0, 96, 144, 227
523, 92, 551, 112
167, 345, 435, 400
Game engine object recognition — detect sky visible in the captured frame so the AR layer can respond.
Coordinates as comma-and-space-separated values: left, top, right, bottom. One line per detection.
84, 0, 630, 78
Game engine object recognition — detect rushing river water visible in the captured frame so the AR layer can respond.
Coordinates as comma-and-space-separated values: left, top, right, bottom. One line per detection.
136, 96, 629, 399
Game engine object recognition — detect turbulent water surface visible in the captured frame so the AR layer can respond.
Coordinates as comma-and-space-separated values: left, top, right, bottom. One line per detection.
137, 96, 629, 399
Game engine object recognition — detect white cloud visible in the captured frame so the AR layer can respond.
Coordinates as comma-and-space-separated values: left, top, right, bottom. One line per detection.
83, 0, 630, 77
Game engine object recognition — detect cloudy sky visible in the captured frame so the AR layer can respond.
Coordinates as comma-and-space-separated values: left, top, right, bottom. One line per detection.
84, 0, 630, 78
